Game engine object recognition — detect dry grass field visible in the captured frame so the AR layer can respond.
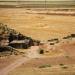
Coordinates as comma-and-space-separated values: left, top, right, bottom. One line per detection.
8, 42, 75, 75
8, 67, 75, 75
0, 8, 75, 75
0, 55, 22, 70
0, 8, 75, 40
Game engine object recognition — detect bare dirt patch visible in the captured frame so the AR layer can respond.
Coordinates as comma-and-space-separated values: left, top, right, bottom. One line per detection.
8, 42, 75, 75
0, 55, 22, 70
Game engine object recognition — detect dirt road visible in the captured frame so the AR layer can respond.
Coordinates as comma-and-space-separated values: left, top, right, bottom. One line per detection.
0, 46, 40, 75
0, 43, 75, 75
27, 46, 40, 58
0, 57, 31, 75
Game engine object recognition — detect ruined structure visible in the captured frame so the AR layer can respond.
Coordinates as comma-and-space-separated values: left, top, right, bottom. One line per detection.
0, 23, 40, 51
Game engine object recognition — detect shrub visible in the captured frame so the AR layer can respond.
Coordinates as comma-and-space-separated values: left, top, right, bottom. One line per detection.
65, 55, 69, 58
62, 66, 68, 69
50, 43, 54, 45
39, 64, 51, 68
39, 65, 46, 68
59, 64, 64, 66
71, 34, 75, 38
39, 49, 44, 54
59, 64, 68, 69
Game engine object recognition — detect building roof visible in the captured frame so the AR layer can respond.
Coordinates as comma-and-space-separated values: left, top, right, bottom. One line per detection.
10, 39, 30, 44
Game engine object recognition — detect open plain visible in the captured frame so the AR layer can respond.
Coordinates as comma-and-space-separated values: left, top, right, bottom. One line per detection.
0, 8, 75, 75
0, 8, 75, 40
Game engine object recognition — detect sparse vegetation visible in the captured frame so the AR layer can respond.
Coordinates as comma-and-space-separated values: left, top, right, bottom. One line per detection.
71, 34, 75, 38
63, 35, 72, 40
48, 38, 59, 45
65, 55, 70, 58
0, 8, 75, 75
61, 66, 68, 69
50, 43, 55, 45
39, 49, 44, 54
59, 64, 68, 69
39, 64, 51, 68
0, 23, 40, 56
59, 64, 64, 66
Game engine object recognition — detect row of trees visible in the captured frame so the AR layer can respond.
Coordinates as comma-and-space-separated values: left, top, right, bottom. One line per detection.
63, 34, 75, 40
47, 34, 75, 45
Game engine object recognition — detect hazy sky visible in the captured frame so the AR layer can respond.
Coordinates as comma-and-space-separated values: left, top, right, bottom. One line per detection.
0, 0, 75, 1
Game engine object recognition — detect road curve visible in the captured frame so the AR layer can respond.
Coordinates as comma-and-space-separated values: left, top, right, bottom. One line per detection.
0, 46, 39, 75
0, 57, 31, 75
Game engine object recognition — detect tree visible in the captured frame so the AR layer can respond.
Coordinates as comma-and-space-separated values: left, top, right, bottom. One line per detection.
71, 34, 75, 38
39, 49, 44, 54
9, 33, 14, 42
18, 33, 25, 40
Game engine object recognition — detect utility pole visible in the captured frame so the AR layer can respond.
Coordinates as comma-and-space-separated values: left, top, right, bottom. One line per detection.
45, 0, 46, 10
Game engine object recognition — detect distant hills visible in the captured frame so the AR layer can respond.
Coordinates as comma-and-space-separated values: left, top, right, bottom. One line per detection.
0, 1, 75, 8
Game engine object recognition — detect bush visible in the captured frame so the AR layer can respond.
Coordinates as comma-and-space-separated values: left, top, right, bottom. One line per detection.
39, 64, 51, 68
39, 49, 44, 54
39, 65, 46, 68
62, 66, 68, 69
50, 43, 54, 45
71, 34, 75, 38
59, 64, 64, 66
59, 64, 68, 69
65, 55, 69, 58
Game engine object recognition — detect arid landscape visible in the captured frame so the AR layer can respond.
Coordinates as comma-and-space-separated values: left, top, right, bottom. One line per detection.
0, 1, 75, 75
0, 8, 75, 40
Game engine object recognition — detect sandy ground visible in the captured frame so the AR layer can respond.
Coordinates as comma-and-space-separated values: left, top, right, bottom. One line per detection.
0, 56, 31, 75
7, 42, 75, 75
8, 66, 75, 75
0, 44, 65, 75
0, 8, 75, 40
0, 55, 22, 70
0, 8, 75, 75
17, 43, 75, 68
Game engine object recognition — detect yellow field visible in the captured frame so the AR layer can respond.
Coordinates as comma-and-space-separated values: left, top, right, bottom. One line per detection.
8, 67, 75, 75
0, 8, 75, 75
0, 8, 75, 40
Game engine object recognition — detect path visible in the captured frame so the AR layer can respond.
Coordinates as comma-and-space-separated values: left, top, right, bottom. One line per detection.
0, 46, 40, 75
26, 46, 40, 58
0, 57, 31, 75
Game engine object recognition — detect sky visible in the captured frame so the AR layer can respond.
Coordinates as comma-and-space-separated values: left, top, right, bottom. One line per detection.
0, 0, 74, 1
